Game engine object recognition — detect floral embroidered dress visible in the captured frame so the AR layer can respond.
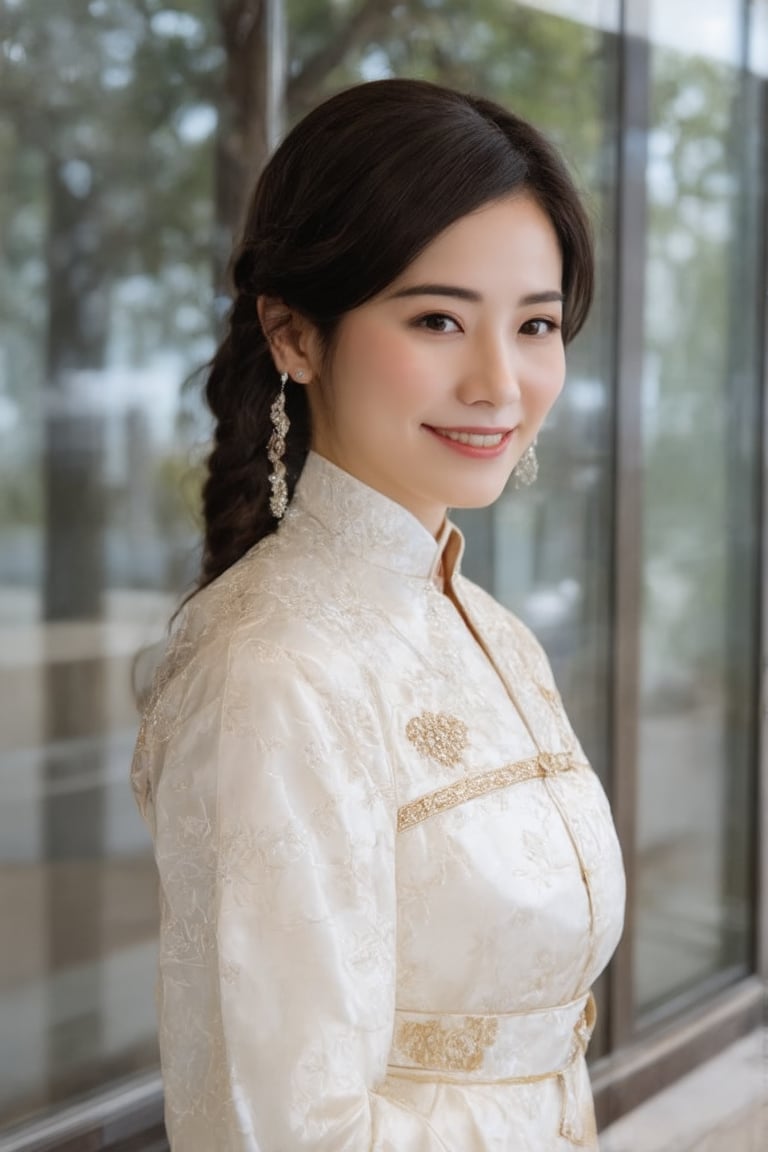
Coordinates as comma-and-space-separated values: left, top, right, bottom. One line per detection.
131, 451, 625, 1152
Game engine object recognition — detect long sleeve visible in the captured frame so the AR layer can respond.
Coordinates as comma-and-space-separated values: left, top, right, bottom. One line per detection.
137, 628, 447, 1151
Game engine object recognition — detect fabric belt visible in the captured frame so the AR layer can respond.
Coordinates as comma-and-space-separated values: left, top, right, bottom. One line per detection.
387, 991, 596, 1145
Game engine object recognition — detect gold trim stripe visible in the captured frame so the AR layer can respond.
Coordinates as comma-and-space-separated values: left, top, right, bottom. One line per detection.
397, 752, 579, 832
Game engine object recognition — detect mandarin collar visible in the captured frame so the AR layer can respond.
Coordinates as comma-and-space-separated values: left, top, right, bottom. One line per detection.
288, 451, 464, 583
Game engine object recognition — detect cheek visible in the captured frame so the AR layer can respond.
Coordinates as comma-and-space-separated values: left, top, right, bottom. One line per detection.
526, 350, 566, 417
334, 320, 426, 410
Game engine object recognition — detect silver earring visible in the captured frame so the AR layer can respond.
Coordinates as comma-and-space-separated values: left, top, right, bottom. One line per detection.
512, 440, 538, 489
295, 369, 305, 380
268, 372, 290, 519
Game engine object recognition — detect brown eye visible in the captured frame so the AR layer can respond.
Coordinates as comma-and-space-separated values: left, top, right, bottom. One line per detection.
520, 318, 559, 336
416, 313, 461, 333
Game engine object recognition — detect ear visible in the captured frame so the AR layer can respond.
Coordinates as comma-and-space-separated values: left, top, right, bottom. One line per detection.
257, 295, 322, 384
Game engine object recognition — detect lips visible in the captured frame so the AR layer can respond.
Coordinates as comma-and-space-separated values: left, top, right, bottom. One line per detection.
433, 429, 505, 447
423, 424, 516, 460
426, 426, 514, 448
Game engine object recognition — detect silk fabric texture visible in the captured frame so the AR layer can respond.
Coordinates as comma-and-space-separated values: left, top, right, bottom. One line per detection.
131, 452, 626, 1151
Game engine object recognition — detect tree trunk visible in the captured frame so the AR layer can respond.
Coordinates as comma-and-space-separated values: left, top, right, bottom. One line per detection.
42, 151, 111, 1089
214, 0, 285, 295
43, 154, 109, 622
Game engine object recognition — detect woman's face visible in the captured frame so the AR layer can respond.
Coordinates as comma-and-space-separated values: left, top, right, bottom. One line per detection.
306, 194, 566, 535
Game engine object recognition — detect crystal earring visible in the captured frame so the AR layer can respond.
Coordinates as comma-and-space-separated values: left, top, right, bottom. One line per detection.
512, 440, 538, 489
268, 372, 290, 519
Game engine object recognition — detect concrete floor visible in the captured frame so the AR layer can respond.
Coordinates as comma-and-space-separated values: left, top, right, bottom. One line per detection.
600, 1028, 768, 1152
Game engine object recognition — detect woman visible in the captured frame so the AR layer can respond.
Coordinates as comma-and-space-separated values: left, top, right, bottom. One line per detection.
131, 78, 625, 1151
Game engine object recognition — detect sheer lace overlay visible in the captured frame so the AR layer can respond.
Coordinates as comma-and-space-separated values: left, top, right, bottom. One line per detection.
131, 452, 625, 1151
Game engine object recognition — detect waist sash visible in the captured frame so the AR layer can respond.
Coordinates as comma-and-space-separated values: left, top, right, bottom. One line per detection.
388, 991, 596, 1145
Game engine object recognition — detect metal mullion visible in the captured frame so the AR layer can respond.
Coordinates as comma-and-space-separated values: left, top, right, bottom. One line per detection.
0, 1072, 165, 1152
266, 0, 287, 152
754, 14, 768, 987
594, 973, 763, 1126
607, 0, 651, 1051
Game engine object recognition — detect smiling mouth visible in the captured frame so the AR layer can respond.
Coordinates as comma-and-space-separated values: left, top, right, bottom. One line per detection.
429, 428, 511, 448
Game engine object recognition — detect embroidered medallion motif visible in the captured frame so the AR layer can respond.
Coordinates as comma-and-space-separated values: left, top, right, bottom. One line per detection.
406, 712, 468, 767
395, 1014, 499, 1073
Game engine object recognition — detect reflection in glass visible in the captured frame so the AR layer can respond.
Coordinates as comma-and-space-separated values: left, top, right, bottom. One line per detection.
633, 0, 759, 1016
751, 0, 768, 75
286, 0, 620, 774
0, 1, 216, 1127
286, 0, 620, 1058
1, 0, 761, 1131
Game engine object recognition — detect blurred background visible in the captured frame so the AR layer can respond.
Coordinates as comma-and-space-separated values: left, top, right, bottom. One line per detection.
0, 0, 766, 1148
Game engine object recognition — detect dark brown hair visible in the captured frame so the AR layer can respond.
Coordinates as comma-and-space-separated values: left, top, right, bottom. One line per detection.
200, 78, 594, 590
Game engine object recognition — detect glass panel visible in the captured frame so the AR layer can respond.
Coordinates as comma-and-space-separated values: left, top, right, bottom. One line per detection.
518, 0, 620, 30
751, 0, 768, 75
286, 0, 620, 775
0, 1, 216, 1127
286, 0, 620, 1058
633, 0, 760, 1016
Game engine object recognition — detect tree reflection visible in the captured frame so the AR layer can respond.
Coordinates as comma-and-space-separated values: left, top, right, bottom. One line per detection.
0, 0, 620, 1115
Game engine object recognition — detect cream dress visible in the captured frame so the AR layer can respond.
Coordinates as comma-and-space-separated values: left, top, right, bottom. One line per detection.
131, 451, 625, 1151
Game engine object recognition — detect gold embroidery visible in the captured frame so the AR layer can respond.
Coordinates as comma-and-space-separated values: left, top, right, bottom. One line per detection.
390, 992, 596, 1088
536, 680, 561, 709
406, 711, 468, 767
395, 1014, 499, 1073
535, 679, 578, 756
397, 752, 577, 832
559, 994, 598, 1145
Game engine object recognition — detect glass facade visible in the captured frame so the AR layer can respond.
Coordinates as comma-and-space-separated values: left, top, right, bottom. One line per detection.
286, 0, 622, 776
0, 0, 764, 1143
633, 0, 762, 1017
0, 0, 216, 1128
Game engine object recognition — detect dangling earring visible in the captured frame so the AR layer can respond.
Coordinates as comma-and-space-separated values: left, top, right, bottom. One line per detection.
268, 372, 290, 519
512, 440, 538, 489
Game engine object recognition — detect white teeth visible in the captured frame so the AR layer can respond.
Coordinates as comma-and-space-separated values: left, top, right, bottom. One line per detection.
435, 429, 505, 447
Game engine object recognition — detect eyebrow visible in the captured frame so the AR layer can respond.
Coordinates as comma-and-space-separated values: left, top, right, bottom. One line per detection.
388, 283, 565, 306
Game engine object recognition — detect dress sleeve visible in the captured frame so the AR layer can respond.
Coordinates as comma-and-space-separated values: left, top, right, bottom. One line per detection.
142, 630, 443, 1151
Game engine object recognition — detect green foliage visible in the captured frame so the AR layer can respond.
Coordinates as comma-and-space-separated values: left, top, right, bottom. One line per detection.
0, 0, 221, 397
1, 0, 759, 633
0, 0, 220, 547
286, 0, 609, 184
153, 449, 205, 535
0, 0, 616, 553
640, 48, 756, 678
0, 458, 43, 525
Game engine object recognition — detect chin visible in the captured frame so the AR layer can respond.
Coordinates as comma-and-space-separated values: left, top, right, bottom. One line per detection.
444, 480, 511, 512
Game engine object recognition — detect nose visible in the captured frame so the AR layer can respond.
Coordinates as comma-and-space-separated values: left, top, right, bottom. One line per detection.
459, 333, 522, 408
